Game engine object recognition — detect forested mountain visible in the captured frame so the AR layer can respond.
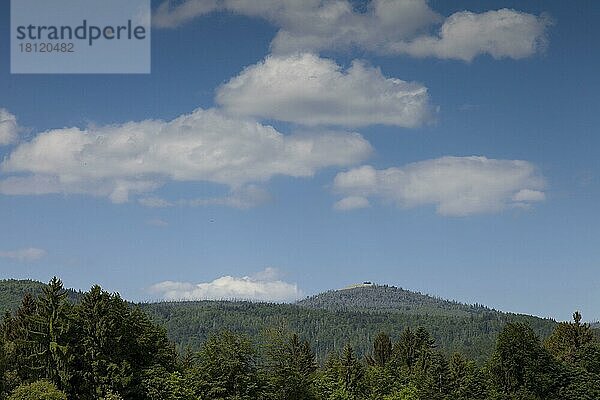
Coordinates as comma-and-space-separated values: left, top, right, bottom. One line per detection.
297, 284, 493, 316
1, 278, 599, 399
141, 299, 555, 363
0, 279, 556, 362
139, 284, 558, 362
0, 280, 44, 315
0, 280, 80, 315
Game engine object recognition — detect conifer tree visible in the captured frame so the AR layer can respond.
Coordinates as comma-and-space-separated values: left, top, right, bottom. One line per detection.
546, 311, 594, 363
189, 330, 261, 400
488, 322, 563, 399
27, 278, 72, 391
263, 329, 317, 400
366, 332, 392, 367
339, 344, 364, 399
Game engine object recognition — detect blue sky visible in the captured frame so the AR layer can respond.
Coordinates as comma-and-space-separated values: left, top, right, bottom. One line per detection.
0, 0, 599, 321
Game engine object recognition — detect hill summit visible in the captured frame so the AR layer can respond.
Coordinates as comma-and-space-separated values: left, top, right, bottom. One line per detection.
297, 283, 491, 317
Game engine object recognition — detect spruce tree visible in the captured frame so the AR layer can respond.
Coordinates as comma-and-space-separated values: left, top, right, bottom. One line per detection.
367, 332, 392, 367
545, 311, 594, 363
27, 278, 72, 391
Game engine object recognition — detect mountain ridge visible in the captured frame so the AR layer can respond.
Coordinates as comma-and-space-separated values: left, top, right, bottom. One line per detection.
0, 278, 527, 319
0, 278, 559, 362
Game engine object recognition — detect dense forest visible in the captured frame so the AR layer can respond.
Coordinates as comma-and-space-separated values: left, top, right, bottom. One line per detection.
142, 298, 556, 363
0, 280, 557, 362
297, 284, 493, 316
143, 285, 557, 363
0, 278, 599, 399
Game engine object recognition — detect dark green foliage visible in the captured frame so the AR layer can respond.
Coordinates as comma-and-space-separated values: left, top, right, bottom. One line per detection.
186, 330, 261, 399
488, 323, 563, 399
7, 380, 67, 400
0, 280, 80, 315
0, 279, 177, 400
2, 293, 38, 389
0, 281, 46, 316
27, 277, 72, 390
141, 299, 556, 363
1, 278, 600, 400
447, 353, 487, 399
381, 384, 419, 400
141, 366, 195, 400
366, 332, 392, 367
69, 285, 176, 399
0, 280, 557, 363
313, 345, 367, 400
339, 345, 366, 398
262, 328, 317, 400
298, 285, 492, 317
545, 311, 594, 363
544, 313, 600, 399
390, 327, 436, 371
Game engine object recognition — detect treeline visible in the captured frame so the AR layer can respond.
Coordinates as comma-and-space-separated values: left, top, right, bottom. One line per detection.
0, 279, 558, 363
1, 278, 599, 400
142, 299, 556, 363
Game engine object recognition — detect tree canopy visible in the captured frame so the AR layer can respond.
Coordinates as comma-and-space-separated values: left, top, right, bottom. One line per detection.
1, 278, 599, 399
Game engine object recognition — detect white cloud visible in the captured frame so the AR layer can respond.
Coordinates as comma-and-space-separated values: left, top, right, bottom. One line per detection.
265, 0, 439, 55
0, 247, 47, 262
149, 267, 302, 302
250, 266, 282, 281
216, 53, 432, 127
153, 1, 551, 61
0, 109, 18, 145
333, 156, 546, 216
0, 108, 371, 203
390, 9, 552, 62
334, 195, 370, 211
512, 189, 545, 202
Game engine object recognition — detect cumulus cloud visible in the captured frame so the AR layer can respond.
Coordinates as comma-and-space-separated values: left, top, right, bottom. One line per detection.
0, 109, 18, 145
390, 9, 552, 62
333, 156, 546, 216
153, 0, 551, 61
216, 53, 432, 127
0, 108, 371, 203
0, 247, 47, 262
149, 267, 302, 302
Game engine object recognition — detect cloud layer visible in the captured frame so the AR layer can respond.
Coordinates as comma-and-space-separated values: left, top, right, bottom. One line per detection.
0, 247, 47, 262
0, 109, 18, 145
154, 0, 551, 61
0, 108, 371, 203
217, 53, 432, 127
333, 156, 546, 216
149, 268, 302, 302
